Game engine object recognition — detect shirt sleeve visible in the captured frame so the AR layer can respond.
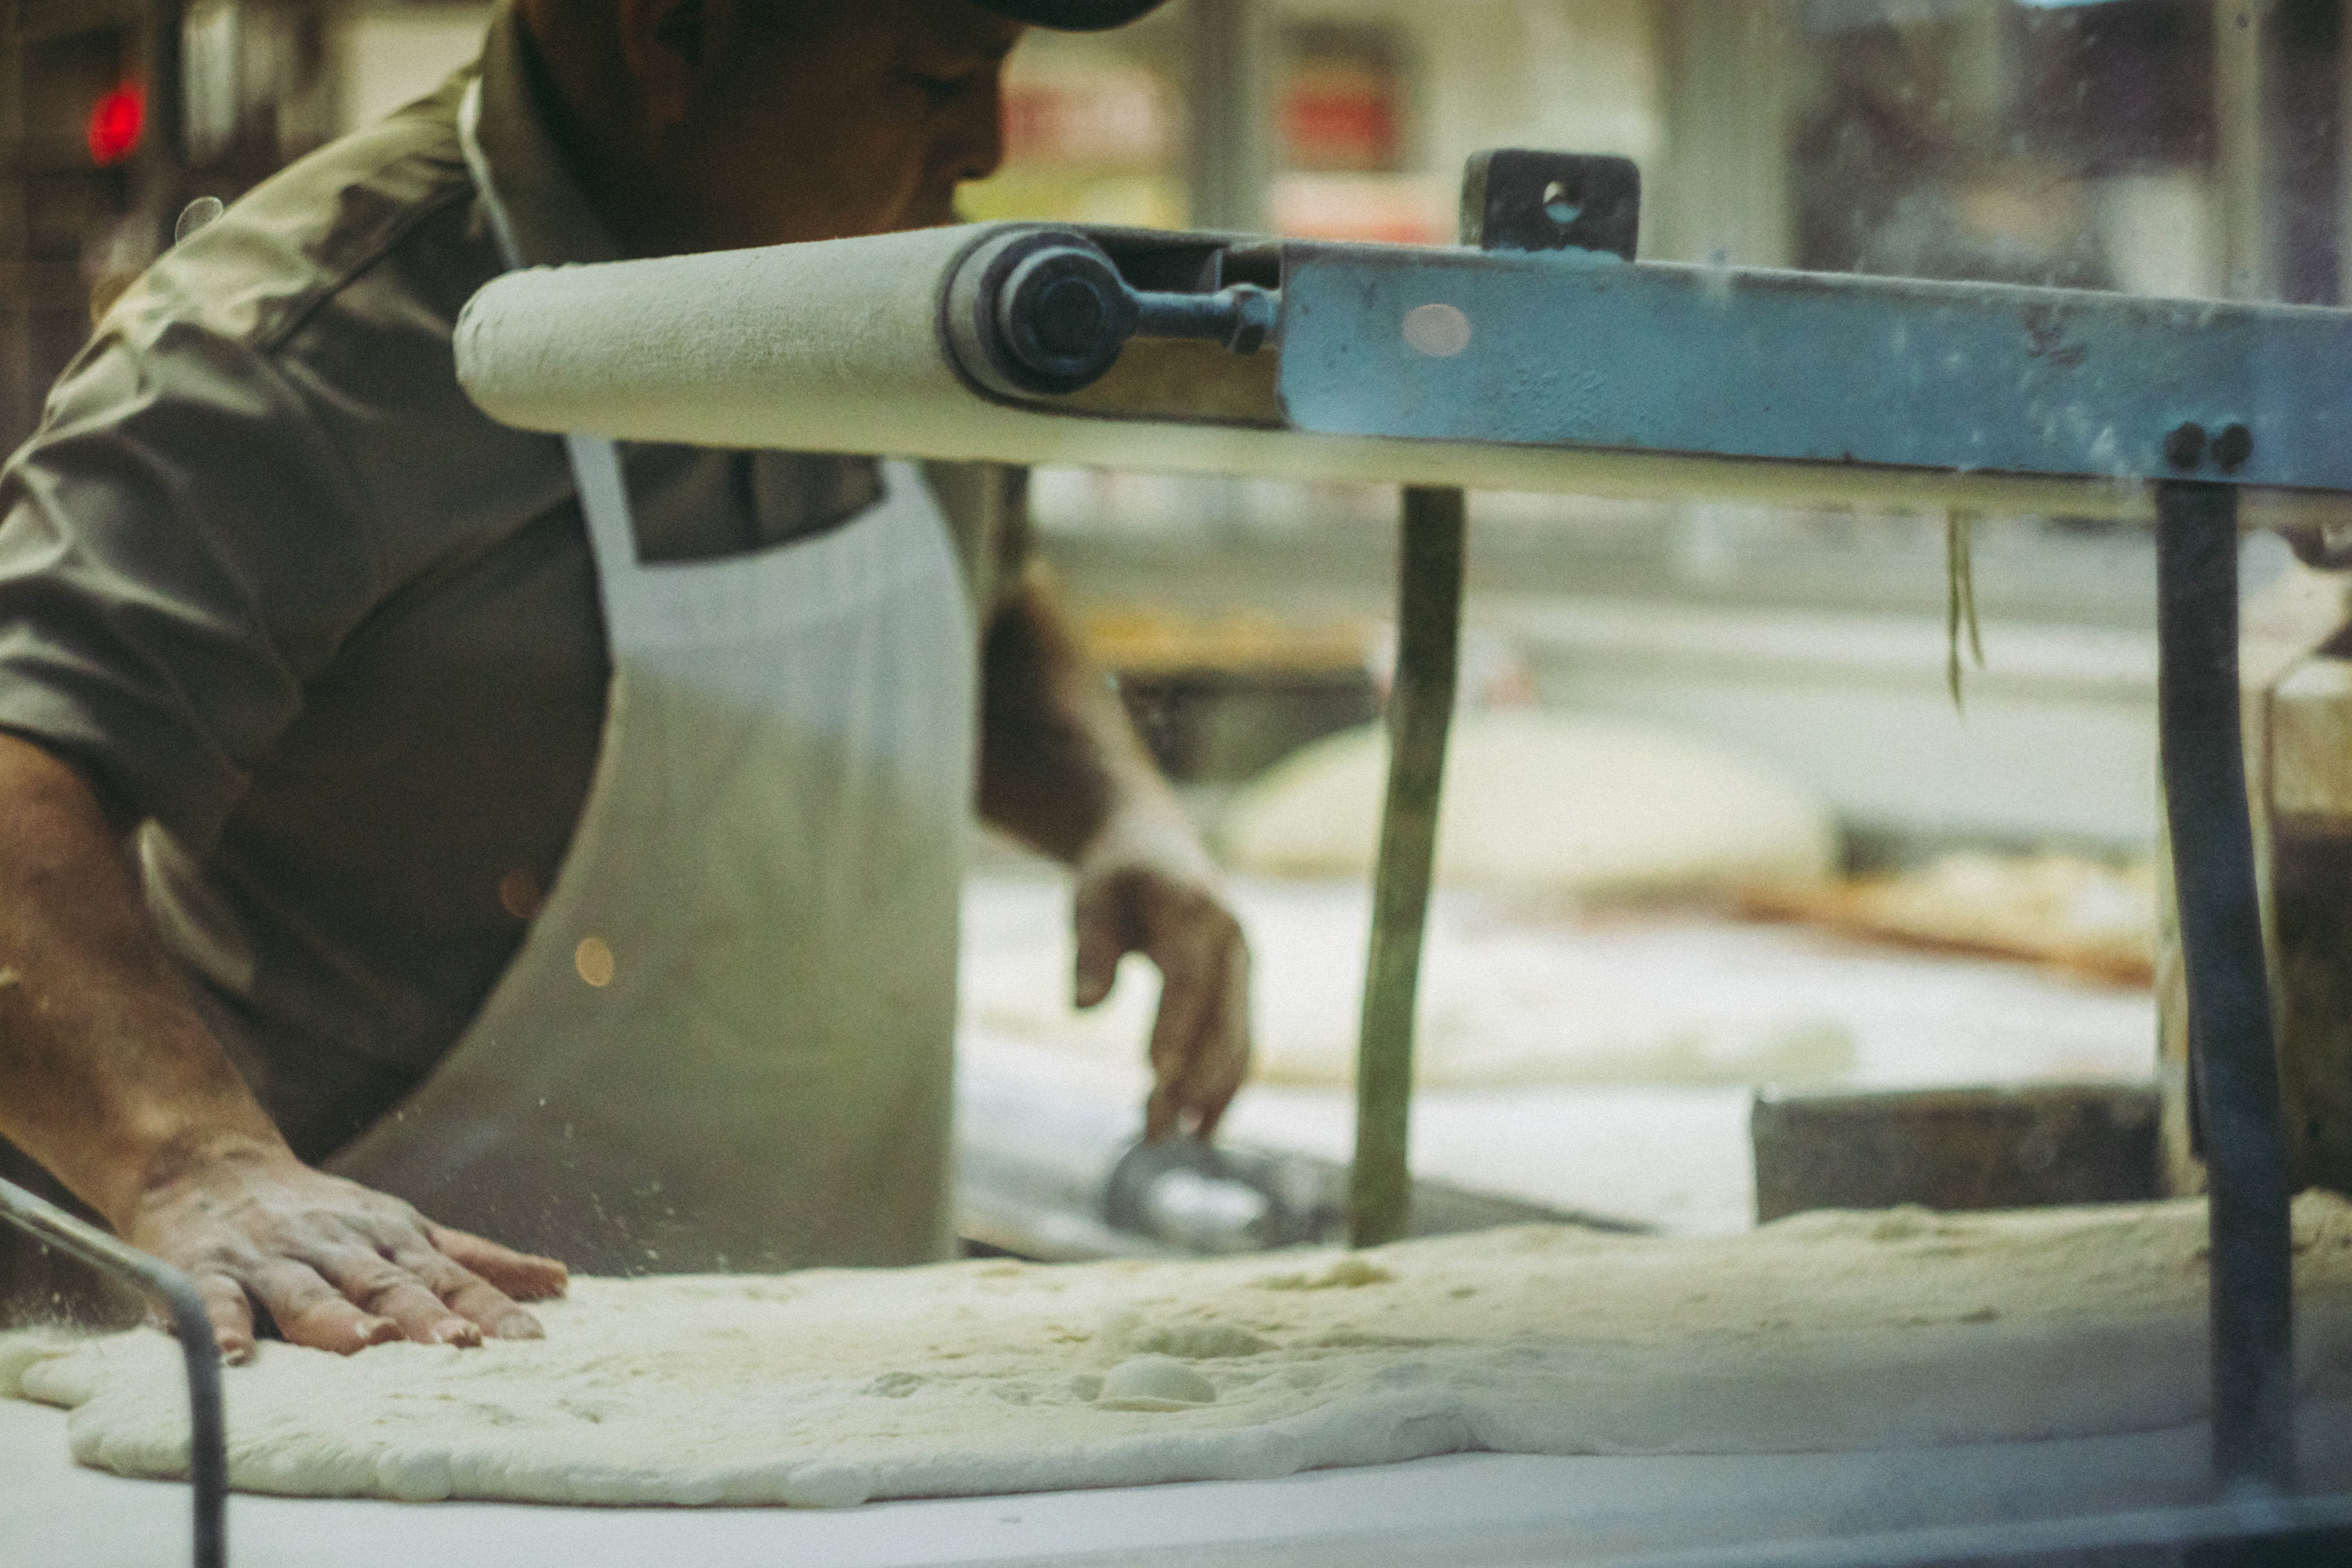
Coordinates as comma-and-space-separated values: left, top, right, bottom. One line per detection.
0, 321, 378, 849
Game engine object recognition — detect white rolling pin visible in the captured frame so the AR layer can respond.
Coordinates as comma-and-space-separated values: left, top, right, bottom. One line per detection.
452, 221, 2317, 527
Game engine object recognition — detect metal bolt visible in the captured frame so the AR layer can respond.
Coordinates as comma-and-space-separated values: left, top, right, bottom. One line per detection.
2212, 423, 2254, 473
1031, 277, 1110, 359
2164, 422, 2207, 470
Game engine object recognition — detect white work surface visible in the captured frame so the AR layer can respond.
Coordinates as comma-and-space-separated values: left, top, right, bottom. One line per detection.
2, 877, 2197, 1565
8, 1395, 2352, 1568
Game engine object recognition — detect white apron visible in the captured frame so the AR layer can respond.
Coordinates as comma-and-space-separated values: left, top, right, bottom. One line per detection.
329, 83, 975, 1275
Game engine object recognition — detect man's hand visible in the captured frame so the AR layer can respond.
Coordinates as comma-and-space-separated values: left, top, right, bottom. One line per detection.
1072, 809, 1252, 1142
974, 555, 1253, 1140
123, 1142, 567, 1362
0, 733, 567, 1364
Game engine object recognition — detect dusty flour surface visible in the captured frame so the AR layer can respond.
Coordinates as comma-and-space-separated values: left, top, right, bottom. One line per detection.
9, 1196, 2352, 1508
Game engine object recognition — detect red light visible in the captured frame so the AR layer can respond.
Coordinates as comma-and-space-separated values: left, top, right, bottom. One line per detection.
88, 85, 144, 166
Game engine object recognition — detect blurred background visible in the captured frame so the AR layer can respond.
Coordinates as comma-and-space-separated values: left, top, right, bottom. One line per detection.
4, 0, 2348, 1242
6, 0, 2336, 842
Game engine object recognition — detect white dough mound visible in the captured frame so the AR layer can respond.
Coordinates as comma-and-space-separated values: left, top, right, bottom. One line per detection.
10, 1196, 2352, 1508
1217, 710, 1837, 894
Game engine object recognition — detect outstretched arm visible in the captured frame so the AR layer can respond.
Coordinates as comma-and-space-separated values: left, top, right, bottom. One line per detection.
976, 563, 1252, 1140
0, 733, 565, 1360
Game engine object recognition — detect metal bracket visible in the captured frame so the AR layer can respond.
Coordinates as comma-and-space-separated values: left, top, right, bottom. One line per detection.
1459, 149, 1641, 260
0, 1177, 225, 1568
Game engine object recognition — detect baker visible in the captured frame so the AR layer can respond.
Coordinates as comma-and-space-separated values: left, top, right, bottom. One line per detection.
0, 0, 1249, 1363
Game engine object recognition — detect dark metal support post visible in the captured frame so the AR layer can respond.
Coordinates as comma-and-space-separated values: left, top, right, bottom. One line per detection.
2154, 479, 2296, 1497
1350, 486, 1466, 1248
1182, 0, 1269, 234
0, 1176, 224, 1568
139, 0, 192, 257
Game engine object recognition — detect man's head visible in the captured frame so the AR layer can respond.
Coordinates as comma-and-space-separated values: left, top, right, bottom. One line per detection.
517, 0, 1152, 258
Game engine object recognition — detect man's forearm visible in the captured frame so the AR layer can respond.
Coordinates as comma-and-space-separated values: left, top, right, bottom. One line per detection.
0, 732, 287, 1230
976, 561, 1185, 862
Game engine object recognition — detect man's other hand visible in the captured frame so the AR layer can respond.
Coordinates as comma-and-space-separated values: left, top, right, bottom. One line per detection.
1071, 809, 1252, 1142
123, 1145, 567, 1363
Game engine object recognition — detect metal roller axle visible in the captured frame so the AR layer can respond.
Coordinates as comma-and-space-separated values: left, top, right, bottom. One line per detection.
946, 227, 1278, 399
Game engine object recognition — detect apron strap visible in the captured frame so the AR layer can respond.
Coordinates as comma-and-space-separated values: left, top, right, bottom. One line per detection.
564, 431, 649, 583
457, 78, 646, 598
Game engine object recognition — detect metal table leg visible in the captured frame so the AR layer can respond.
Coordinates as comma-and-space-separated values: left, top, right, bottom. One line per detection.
2154, 477, 2296, 1497
0, 1176, 225, 1568
1351, 485, 1466, 1248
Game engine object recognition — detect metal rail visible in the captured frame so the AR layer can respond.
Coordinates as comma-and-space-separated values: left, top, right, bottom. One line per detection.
0, 1176, 225, 1568
2154, 479, 2297, 1495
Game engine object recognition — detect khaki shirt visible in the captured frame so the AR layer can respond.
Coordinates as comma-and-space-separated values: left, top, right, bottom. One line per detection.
0, 7, 1027, 1158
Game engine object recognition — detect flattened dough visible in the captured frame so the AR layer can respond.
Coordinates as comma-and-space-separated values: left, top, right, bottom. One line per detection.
10, 1196, 2352, 1508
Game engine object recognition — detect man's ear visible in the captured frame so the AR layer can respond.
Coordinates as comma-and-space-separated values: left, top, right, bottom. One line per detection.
614, 0, 710, 131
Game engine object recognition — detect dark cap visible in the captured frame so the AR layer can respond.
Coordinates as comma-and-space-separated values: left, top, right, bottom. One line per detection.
974, 0, 1168, 29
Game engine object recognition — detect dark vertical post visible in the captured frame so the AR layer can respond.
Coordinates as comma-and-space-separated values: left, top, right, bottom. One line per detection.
1349, 485, 1465, 1247
1183, 0, 1269, 234
2265, 0, 2341, 307
140, 0, 190, 256
2155, 477, 2296, 1496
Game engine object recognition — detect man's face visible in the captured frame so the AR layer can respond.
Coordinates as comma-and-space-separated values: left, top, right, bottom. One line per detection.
654, 0, 1023, 252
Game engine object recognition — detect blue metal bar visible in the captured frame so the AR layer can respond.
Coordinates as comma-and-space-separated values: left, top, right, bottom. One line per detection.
2154, 481, 2296, 1497
1275, 245, 2352, 494
0, 1177, 224, 1568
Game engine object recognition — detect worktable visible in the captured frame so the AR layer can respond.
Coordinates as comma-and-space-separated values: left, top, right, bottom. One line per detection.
8, 1395, 2351, 1568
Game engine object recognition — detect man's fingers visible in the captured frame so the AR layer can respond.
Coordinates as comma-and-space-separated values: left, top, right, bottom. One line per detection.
250, 1261, 402, 1355
314, 1249, 481, 1347
1075, 849, 1252, 1141
1184, 1047, 1247, 1140
1184, 965, 1251, 1138
425, 1224, 568, 1306
1143, 947, 1217, 1132
391, 1240, 543, 1341
1196, 950, 1253, 1137
1143, 928, 1247, 1141
1143, 1080, 1181, 1143
124, 1152, 564, 1356
194, 1274, 256, 1365
1072, 898, 1125, 1011
1155, 938, 1251, 1141
1183, 1035, 1247, 1140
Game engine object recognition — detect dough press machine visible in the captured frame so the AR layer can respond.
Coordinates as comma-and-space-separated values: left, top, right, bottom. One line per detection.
14, 149, 2352, 1565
